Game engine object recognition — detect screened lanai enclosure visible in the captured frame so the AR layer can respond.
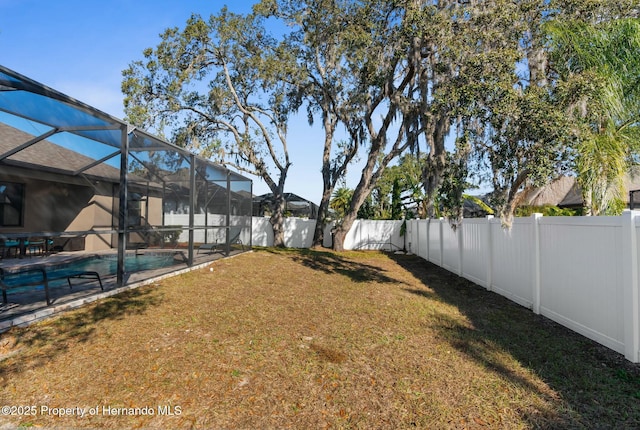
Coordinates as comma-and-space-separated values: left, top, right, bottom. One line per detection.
0, 65, 252, 317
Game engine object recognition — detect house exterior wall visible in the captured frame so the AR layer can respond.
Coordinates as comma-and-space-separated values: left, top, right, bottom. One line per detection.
1, 174, 168, 252
1, 170, 120, 252
147, 196, 163, 226
84, 190, 117, 251
1, 172, 91, 234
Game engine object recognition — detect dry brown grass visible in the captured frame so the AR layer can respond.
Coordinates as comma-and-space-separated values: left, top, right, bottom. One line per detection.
0, 248, 639, 429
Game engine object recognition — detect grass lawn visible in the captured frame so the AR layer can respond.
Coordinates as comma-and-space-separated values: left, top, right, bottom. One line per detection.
0, 248, 639, 429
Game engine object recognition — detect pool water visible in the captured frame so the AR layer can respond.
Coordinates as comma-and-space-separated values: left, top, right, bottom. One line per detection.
2, 253, 180, 290
57, 253, 180, 275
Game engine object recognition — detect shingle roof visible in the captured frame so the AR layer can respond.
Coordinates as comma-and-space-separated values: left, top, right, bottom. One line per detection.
0, 122, 121, 181
526, 171, 640, 207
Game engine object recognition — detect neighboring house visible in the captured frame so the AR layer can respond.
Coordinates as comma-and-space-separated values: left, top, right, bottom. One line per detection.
461, 196, 494, 218
524, 176, 583, 209
253, 193, 319, 219
524, 173, 640, 210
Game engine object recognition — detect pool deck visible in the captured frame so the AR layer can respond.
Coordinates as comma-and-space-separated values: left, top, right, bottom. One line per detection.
0, 248, 244, 331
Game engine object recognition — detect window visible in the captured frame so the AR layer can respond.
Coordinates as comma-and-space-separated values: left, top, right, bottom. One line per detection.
127, 193, 142, 227
0, 182, 24, 227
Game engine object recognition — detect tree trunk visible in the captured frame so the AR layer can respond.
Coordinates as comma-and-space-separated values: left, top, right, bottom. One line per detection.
332, 175, 374, 251
583, 192, 593, 216
422, 114, 450, 217
312, 192, 332, 247
270, 193, 287, 247
332, 220, 350, 252
312, 129, 337, 248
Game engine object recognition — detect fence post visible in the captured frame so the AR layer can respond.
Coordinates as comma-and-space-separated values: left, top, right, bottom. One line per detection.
532, 213, 542, 315
622, 210, 640, 363
439, 218, 444, 267
457, 220, 464, 276
425, 218, 430, 262
415, 220, 420, 257
486, 215, 494, 291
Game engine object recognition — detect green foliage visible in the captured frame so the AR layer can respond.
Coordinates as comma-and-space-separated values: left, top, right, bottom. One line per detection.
515, 205, 583, 217
357, 196, 376, 220
375, 154, 428, 219
604, 198, 626, 216
547, 17, 640, 215
470, 81, 573, 223
329, 187, 353, 222
459, 1, 639, 223
439, 138, 472, 222
443, 1, 573, 223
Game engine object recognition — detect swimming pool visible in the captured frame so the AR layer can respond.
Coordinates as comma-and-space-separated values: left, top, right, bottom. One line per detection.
1, 252, 182, 291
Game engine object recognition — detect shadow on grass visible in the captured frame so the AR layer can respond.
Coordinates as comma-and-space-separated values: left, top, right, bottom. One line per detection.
263, 247, 403, 284
390, 252, 640, 429
0, 286, 163, 378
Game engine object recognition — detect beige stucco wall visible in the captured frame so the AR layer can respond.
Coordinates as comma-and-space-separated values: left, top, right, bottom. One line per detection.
82, 193, 116, 251
147, 196, 163, 226
1, 171, 113, 252
1, 173, 95, 233
3, 168, 169, 253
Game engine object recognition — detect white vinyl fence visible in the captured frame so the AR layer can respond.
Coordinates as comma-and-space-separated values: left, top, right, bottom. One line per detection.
405, 212, 640, 363
164, 213, 253, 246
162, 215, 404, 250
251, 218, 405, 250
252, 217, 319, 248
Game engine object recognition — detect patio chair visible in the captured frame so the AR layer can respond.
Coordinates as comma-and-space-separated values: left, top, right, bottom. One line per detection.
1, 240, 19, 259
27, 238, 45, 257
197, 227, 244, 255
228, 227, 245, 251
197, 242, 217, 255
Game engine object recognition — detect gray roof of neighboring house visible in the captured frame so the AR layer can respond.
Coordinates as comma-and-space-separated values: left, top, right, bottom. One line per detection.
526, 171, 640, 207
253, 192, 319, 219
526, 176, 583, 207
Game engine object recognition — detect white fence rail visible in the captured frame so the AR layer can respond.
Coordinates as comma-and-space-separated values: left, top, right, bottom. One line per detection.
406, 212, 640, 363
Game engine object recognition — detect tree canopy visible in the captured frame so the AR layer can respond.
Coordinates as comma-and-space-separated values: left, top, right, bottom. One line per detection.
122, 8, 302, 246
547, 17, 640, 215
123, 0, 640, 249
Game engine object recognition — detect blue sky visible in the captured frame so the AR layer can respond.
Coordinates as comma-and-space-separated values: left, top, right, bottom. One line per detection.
0, 0, 360, 203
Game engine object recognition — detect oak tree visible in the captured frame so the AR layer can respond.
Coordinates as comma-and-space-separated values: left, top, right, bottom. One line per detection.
122, 8, 301, 246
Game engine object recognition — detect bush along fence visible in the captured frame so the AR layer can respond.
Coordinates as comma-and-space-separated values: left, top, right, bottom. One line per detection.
405, 211, 640, 363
